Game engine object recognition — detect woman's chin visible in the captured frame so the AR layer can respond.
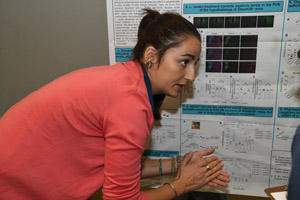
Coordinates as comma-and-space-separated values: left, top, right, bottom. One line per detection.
166, 92, 180, 98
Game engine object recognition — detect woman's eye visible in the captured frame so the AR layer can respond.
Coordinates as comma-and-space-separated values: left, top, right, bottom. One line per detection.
181, 60, 188, 66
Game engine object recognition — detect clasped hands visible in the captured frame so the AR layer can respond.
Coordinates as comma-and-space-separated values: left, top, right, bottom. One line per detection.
175, 148, 230, 193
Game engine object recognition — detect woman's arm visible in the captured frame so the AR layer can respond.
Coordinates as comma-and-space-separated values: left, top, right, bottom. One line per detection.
141, 157, 174, 178
144, 150, 227, 200
103, 95, 229, 199
141, 149, 230, 186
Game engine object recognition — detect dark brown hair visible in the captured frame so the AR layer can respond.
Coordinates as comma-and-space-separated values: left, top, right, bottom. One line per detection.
134, 9, 201, 120
133, 9, 201, 62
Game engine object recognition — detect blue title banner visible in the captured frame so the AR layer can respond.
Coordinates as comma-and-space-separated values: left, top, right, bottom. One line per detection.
278, 107, 300, 118
184, 1, 284, 14
182, 104, 273, 117
288, 0, 300, 12
115, 48, 133, 62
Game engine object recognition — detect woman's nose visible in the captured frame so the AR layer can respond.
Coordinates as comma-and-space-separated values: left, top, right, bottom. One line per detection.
185, 67, 195, 82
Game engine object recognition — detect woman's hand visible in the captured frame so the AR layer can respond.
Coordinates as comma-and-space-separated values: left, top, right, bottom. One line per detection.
173, 149, 230, 194
145, 149, 230, 199
187, 148, 231, 187
207, 170, 230, 187
173, 150, 223, 194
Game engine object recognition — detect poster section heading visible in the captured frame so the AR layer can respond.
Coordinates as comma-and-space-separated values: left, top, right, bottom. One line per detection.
288, 0, 300, 12
182, 104, 273, 117
278, 107, 300, 118
183, 1, 284, 14
115, 48, 133, 62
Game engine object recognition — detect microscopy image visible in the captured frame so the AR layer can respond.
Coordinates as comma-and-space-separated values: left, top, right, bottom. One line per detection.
206, 61, 222, 72
239, 62, 256, 73
209, 17, 225, 28
240, 49, 257, 60
223, 49, 239, 60
194, 17, 209, 28
206, 49, 222, 60
224, 35, 240, 47
205, 34, 258, 74
257, 16, 274, 28
225, 16, 241, 28
241, 16, 257, 28
200, 15, 273, 29
207, 35, 223, 47
222, 61, 239, 73
241, 35, 258, 47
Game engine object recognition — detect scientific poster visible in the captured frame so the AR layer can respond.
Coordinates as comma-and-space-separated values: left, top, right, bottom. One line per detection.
106, 0, 300, 196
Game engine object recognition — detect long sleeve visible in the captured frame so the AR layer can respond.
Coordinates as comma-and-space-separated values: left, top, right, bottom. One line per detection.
0, 60, 151, 199
102, 92, 153, 200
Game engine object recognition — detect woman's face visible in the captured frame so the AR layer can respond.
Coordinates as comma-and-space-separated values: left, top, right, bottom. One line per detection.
150, 36, 201, 97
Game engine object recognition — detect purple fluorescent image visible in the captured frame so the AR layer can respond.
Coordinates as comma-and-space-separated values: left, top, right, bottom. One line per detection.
206, 49, 222, 60
239, 62, 256, 73
241, 35, 258, 47
240, 49, 257, 60
207, 35, 223, 47
206, 61, 222, 72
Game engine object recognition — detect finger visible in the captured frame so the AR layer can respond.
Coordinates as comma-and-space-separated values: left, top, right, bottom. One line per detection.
209, 178, 228, 187
207, 182, 218, 187
217, 172, 231, 182
206, 162, 224, 177
206, 169, 222, 183
181, 151, 193, 167
205, 163, 230, 186
216, 174, 231, 182
200, 157, 222, 171
219, 170, 230, 178
206, 172, 231, 187
199, 156, 220, 168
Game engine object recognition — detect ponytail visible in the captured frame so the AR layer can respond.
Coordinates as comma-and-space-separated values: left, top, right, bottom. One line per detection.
133, 9, 201, 62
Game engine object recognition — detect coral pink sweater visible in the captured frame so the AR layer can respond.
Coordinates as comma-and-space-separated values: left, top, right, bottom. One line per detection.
0, 61, 153, 200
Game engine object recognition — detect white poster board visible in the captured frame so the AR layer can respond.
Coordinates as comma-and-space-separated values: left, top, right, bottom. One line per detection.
106, 0, 300, 197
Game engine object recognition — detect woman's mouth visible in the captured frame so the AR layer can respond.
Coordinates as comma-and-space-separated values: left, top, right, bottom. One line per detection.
177, 84, 184, 92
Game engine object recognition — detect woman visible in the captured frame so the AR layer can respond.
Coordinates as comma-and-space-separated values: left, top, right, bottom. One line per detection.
0, 9, 229, 199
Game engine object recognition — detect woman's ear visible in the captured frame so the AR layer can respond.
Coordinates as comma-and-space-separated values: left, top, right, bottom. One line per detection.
143, 46, 158, 65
